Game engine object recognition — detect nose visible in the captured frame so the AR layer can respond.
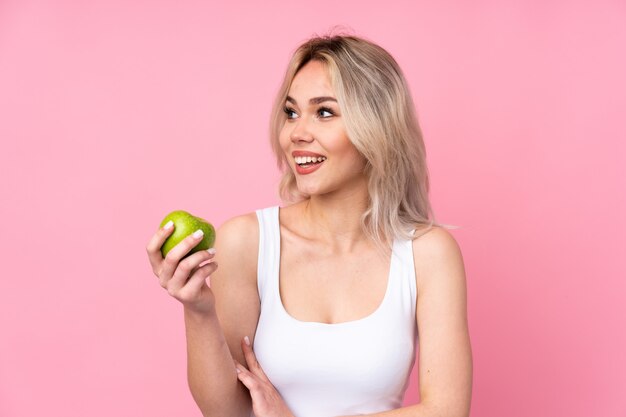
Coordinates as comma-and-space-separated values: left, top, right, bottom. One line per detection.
290, 118, 314, 144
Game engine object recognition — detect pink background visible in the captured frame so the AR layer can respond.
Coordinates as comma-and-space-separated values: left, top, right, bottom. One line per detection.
1, 1, 625, 416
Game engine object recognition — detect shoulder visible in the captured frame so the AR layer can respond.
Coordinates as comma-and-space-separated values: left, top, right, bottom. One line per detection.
216, 211, 259, 243
213, 211, 259, 271
411, 226, 466, 292
411, 225, 462, 258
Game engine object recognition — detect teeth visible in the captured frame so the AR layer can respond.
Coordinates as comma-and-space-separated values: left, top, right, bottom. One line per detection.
295, 156, 326, 165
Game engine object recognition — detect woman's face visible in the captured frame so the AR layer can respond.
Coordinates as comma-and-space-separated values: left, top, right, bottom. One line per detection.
279, 60, 367, 197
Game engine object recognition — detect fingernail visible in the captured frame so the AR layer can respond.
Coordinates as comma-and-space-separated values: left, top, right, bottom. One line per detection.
244, 336, 250, 346
192, 229, 204, 238
207, 248, 216, 254
163, 220, 174, 230
235, 367, 241, 374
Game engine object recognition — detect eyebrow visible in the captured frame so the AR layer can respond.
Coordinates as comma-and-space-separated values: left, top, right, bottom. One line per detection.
285, 95, 338, 105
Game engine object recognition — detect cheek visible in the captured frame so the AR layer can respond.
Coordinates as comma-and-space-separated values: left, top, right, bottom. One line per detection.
349, 153, 368, 172
335, 137, 365, 165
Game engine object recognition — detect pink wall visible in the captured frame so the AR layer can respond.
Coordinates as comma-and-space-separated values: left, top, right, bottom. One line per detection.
1, 1, 624, 416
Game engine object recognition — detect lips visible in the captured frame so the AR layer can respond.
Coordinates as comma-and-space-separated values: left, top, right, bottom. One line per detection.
292, 150, 326, 158
291, 150, 326, 175
295, 159, 324, 175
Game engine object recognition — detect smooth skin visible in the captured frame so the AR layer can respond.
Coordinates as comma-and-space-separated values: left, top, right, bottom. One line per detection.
146, 60, 472, 417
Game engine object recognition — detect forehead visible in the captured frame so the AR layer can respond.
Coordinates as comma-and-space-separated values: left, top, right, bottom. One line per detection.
288, 61, 334, 97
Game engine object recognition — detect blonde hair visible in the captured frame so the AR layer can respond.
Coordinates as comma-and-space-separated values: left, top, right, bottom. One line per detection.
269, 30, 456, 251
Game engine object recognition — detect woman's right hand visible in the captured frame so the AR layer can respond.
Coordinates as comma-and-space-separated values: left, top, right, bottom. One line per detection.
146, 223, 218, 316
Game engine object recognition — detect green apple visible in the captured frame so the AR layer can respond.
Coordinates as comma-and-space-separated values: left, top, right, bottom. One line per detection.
159, 210, 216, 258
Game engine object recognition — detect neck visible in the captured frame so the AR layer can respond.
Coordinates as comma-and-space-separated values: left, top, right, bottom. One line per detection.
301, 182, 371, 253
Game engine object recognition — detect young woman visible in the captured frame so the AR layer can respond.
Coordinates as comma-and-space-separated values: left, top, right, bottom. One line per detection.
146, 34, 472, 417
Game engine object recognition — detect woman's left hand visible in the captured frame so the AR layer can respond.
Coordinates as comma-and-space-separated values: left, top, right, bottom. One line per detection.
235, 336, 295, 417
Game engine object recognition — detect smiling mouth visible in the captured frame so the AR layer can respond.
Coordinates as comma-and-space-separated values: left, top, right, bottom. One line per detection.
295, 156, 327, 168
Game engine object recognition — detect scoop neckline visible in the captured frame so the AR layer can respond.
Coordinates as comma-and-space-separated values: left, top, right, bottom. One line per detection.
274, 205, 396, 328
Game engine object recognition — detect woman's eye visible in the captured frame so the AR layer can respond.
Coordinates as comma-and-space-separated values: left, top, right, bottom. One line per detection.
318, 107, 334, 118
283, 107, 297, 119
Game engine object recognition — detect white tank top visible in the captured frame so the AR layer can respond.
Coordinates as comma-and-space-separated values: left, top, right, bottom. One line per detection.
253, 206, 418, 417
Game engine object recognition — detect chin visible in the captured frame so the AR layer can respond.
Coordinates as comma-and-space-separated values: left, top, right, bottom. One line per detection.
295, 180, 323, 196
297, 182, 339, 198
296, 186, 320, 196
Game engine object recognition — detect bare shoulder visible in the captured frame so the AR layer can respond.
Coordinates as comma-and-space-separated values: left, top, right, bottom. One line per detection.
411, 226, 466, 292
214, 212, 259, 258
412, 225, 462, 256
211, 211, 259, 290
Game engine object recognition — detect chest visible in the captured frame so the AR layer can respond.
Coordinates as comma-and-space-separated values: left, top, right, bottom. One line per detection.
279, 240, 392, 325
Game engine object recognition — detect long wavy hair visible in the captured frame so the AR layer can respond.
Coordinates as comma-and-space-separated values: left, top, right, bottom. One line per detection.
269, 31, 455, 252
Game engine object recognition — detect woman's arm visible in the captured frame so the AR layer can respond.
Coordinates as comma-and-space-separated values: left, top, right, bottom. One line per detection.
185, 214, 261, 417
411, 227, 473, 416
343, 227, 473, 417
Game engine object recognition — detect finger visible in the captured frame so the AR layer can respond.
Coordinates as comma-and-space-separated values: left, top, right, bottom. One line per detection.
174, 262, 218, 301
167, 249, 216, 292
159, 230, 208, 284
189, 248, 217, 277
241, 336, 269, 381
234, 360, 260, 390
146, 221, 176, 274
182, 261, 218, 294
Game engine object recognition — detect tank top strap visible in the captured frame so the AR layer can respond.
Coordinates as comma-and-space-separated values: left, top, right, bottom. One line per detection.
255, 205, 280, 303
390, 230, 417, 319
